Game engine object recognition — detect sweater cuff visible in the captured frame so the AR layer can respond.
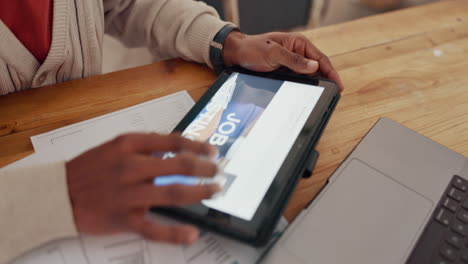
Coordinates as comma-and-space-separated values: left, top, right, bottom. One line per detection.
0, 162, 78, 263
185, 14, 234, 68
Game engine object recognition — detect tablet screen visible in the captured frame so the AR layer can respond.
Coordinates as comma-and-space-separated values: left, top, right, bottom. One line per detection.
158, 72, 324, 221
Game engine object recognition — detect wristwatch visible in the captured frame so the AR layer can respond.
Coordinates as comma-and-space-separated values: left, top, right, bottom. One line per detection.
209, 25, 239, 75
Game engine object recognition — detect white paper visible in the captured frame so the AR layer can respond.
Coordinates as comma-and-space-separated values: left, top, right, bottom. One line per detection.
12, 239, 87, 264
5, 90, 289, 264
149, 216, 288, 264
4, 153, 45, 170
31, 91, 195, 154
80, 234, 151, 264
10, 214, 287, 264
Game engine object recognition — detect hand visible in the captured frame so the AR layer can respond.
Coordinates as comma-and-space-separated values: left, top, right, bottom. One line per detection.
222, 31, 344, 91
66, 133, 219, 244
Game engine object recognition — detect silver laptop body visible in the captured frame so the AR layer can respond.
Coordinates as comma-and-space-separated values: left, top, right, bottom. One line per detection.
263, 118, 468, 264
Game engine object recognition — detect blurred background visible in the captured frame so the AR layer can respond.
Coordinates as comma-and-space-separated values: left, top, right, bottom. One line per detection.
102, 0, 438, 73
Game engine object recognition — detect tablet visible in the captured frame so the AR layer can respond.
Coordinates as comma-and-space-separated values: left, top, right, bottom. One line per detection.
151, 68, 340, 246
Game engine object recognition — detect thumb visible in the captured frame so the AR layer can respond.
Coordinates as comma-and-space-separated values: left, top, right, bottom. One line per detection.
271, 45, 319, 74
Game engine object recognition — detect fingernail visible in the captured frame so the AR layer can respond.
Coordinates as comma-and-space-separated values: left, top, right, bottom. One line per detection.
185, 229, 199, 244
211, 184, 222, 194
307, 60, 319, 71
209, 147, 219, 161
208, 184, 223, 199
201, 145, 218, 159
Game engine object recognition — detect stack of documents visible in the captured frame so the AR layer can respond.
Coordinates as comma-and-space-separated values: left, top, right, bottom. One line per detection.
6, 91, 287, 264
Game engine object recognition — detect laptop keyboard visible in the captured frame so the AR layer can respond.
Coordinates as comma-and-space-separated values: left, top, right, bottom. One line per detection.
407, 175, 468, 264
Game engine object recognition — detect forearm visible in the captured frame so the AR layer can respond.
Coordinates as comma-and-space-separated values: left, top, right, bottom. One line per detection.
104, 0, 232, 66
0, 162, 77, 264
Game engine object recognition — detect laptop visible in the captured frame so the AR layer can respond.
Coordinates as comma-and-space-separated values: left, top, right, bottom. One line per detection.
263, 118, 468, 264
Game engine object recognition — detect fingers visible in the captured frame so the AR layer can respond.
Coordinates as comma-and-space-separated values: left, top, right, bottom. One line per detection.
111, 133, 216, 156
128, 214, 199, 244
267, 33, 344, 91
128, 183, 221, 207
126, 152, 218, 182
269, 43, 319, 74
303, 41, 344, 92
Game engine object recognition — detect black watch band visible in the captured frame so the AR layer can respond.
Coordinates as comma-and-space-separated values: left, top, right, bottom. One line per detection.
209, 25, 239, 75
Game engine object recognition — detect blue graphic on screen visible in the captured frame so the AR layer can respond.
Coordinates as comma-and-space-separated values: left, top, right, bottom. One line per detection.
154, 73, 283, 187
154, 176, 200, 186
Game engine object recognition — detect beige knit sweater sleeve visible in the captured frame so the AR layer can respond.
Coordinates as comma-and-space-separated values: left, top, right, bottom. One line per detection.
103, 0, 231, 66
0, 162, 77, 264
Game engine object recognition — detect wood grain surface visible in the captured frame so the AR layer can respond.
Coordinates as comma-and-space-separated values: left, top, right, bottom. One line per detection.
0, 0, 467, 222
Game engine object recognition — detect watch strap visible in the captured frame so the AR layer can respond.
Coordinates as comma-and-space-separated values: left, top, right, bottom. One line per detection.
209, 25, 239, 75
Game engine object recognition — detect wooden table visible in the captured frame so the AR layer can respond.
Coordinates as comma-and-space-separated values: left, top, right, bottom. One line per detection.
1, 0, 467, 222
